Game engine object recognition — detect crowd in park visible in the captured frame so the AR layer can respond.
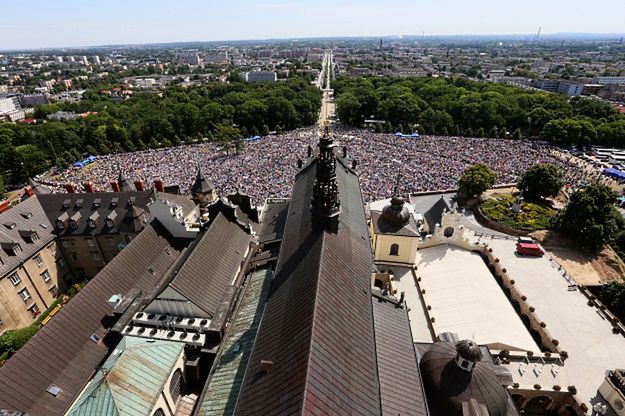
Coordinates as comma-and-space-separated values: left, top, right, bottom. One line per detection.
36, 127, 603, 204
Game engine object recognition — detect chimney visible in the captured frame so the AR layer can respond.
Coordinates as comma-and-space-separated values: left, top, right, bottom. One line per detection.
352, 160, 358, 170
154, 179, 165, 192
83, 182, 94, 193
24, 187, 34, 197
343, 146, 348, 158
111, 182, 120, 192
260, 360, 274, 372
65, 183, 76, 193
398, 291, 405, 306
307, 145, 312, 157
297, 158, 303, 168
134, 180, 145, 191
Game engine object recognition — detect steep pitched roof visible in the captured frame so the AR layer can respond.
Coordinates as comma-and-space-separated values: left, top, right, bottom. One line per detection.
234, 156, 381, 415
169, 213, 252, 318
372, 293, 429, 416
197, 268, 273, 415
0, 196, 55, 276
37, 191, 156, 236
67, 337, 184, 416
0, 221, 182, 416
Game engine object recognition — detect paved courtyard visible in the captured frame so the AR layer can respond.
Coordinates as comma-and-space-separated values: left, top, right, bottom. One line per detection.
487, 238, 625, 407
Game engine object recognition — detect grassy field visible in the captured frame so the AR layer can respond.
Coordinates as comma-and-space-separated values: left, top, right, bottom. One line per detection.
481, 193, 556, 232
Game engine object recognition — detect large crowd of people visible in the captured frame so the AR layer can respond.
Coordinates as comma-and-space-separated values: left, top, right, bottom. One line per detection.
36, 127, 602, 204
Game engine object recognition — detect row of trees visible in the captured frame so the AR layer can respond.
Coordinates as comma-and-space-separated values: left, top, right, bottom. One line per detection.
0, 79, 322, 188
334, 76, 625, 147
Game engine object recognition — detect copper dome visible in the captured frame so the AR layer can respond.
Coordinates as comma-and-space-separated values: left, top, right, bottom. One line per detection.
420, 341, 511, 416
380, 196, 411, 227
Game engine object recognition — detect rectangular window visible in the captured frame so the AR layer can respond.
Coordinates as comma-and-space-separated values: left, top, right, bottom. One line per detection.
13, 245, 22, 254
49, 285, 58, 297
87, 239, 95, 247
93, 252, 101, 261
34, 254, 44, 266
70, 253, 78, 261
70, 240, 76, 247
41, 269, 51, 282
29, 304, 40, 317
61, 240, 68, 248
19, 289, 31, 302
57, 258, 65, 268
48, 244, 56, 256
9, 273, 21, 285
107, 238, 115, 247
31, 232, 39, 242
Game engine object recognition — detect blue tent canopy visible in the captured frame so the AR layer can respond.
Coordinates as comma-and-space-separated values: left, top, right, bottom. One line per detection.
243, 135, 261, 142
73, 161, 85, 168
395, 132, 420, 138
604, 168, 625, 179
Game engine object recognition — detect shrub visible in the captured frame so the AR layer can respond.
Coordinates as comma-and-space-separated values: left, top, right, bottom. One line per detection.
552, 339, 560, 346
527, 351, 534, 357
495, 258, 500, 263
568, 385, 577, 394
540, 322, 547, 328
521, 295, 528, 301
422, 289, 426, 294
613, 326, 621, 334
587, 300, 594, 306
580, 403, 588, 412
510, 280, 515, 285
502, 268, 507, 273
560, 350, 568, 359
544, 351, 552, 357
534, 384, 541, 390
512, 382, 520, 388
427, 305, 432, 310
553, 385, 561, 391
529, 306, 535, 312
430, 317, 436, 323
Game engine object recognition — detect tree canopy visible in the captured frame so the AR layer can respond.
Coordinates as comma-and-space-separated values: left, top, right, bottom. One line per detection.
333, 76, 625, 146
0, 79, 321, 188
458, 163, 497, 198
553, 184, 625, 251
517, 163, 564, 200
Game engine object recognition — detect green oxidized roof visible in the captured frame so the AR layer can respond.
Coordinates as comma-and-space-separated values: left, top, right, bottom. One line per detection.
198, 268, 273, 415
68, 336, 184, 416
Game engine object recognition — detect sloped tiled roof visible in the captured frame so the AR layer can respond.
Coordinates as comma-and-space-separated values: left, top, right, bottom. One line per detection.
0, 196, 55, 276
0, 221, 182, 416
169, 213, 252, 318
372, 293, 429, 416
234, 156, 381, 415
197, 268, 273, 415
67, 336, 184, 416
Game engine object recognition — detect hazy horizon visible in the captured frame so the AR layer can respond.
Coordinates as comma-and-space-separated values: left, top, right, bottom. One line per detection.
2, 0, 625, 50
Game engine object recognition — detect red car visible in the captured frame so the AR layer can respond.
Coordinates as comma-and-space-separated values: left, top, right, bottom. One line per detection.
516, 242, 544, 257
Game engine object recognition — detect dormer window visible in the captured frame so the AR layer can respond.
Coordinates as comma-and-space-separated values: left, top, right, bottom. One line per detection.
128, 197, 136, 207
56, 220, 65, 230
111, 197, 119, 207
105, 219, 114, 228
70, 221, 78, 230
4, 222, 16, 230
69, 212, 81, 229
21, 212, 33, 219
93, 198, 101, 208
88, 220, 96, 228
75, 199, 83, 209
30, 232, 39, 242
62, 199, 70, 209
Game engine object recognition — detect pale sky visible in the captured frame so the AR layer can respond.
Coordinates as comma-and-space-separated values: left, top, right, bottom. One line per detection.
2, 0, 625, 50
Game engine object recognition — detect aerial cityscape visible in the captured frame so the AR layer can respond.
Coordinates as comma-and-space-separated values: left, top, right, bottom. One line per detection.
2, 1, 625, 416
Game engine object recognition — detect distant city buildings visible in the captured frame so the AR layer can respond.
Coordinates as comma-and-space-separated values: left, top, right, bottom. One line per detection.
244, 70, 277, 83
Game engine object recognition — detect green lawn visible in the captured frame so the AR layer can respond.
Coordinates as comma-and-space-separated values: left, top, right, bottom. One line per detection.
481, 193, 556, 232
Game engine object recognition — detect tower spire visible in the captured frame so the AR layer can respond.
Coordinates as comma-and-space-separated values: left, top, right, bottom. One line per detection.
311, 127, 340, 231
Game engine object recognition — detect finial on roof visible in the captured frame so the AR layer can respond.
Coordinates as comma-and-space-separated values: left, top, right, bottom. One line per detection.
311, 128, 340, 230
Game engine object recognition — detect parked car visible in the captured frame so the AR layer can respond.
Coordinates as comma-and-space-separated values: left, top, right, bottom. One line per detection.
516, 242, 544, 257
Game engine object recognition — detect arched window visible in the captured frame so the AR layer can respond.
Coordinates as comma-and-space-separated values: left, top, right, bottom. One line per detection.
169, 369, 184, 404
389, 244, 399, 256
153, 409, 165, 416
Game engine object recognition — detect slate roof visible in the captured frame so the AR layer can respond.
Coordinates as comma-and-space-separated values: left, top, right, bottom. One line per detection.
371, 210, 420, 237
67, 336, 184, 416
234, 156, 381, 415
372, 292, 429, 416
258, 201, 289, 244
0, 196, 55, 276
0, 221, 182, 416
197, 268, 273, 415
37, 191, 156, 236
169, 213, 252, 318
410, 193, 455, 230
